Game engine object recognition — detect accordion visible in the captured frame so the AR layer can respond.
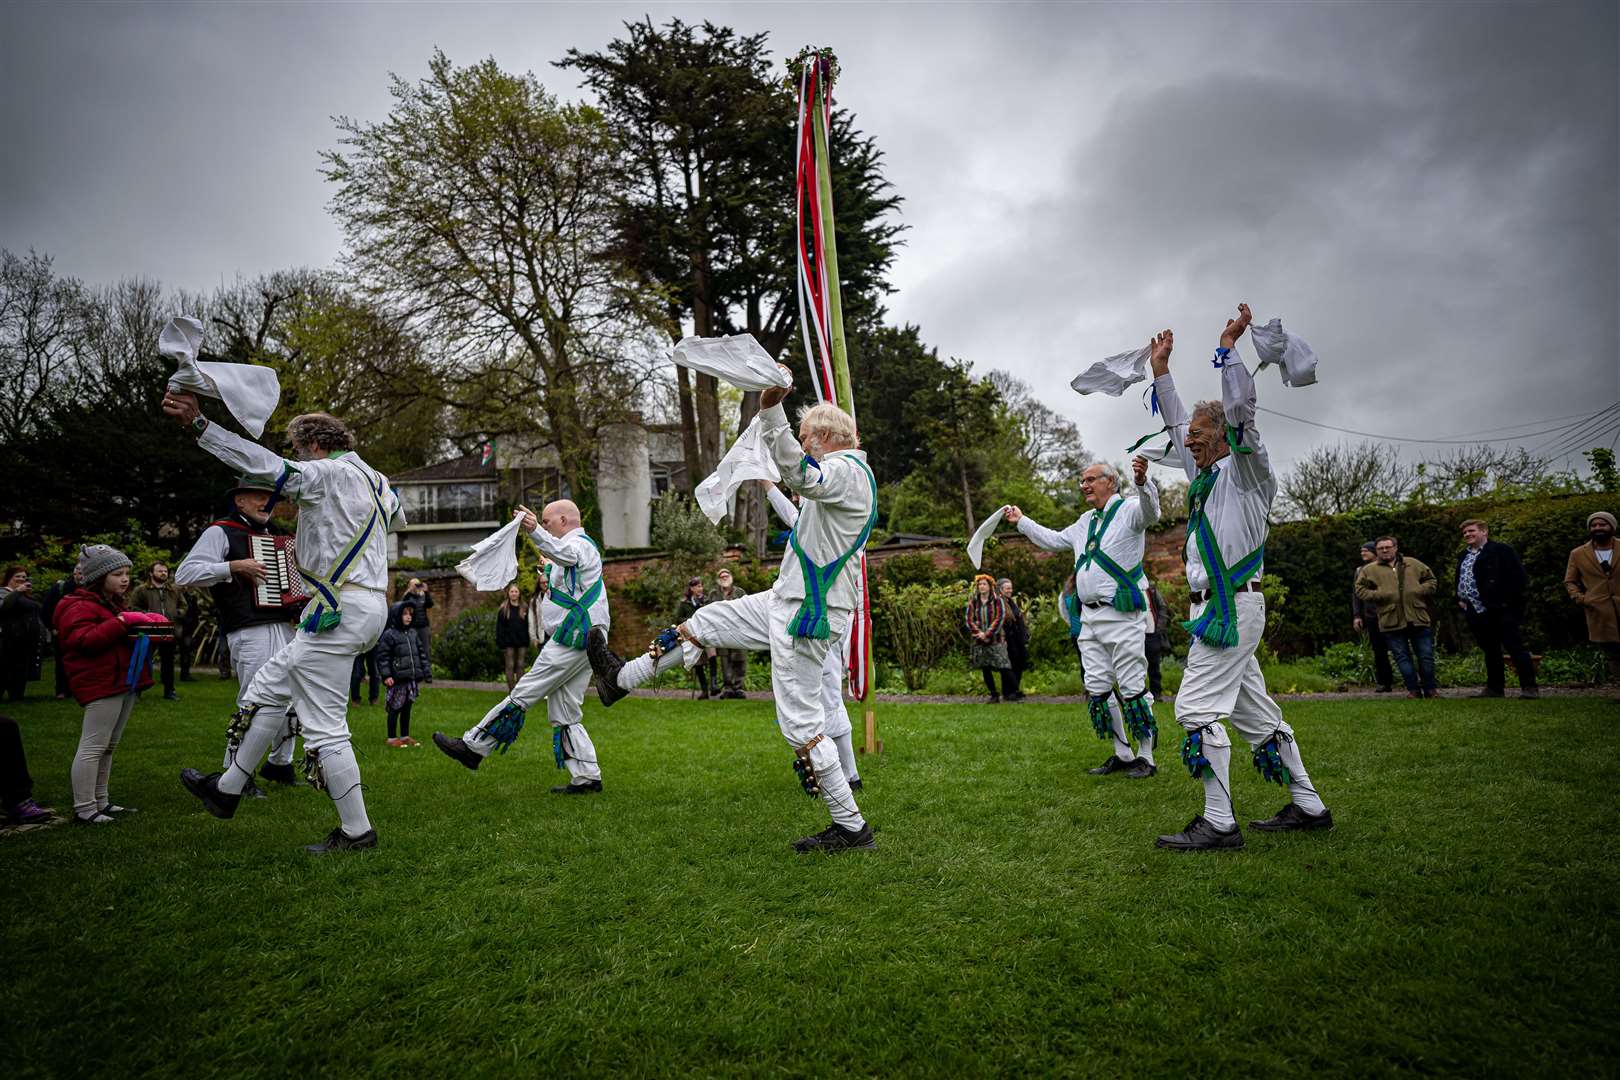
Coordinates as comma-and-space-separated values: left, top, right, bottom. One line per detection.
250, 535, 311, 610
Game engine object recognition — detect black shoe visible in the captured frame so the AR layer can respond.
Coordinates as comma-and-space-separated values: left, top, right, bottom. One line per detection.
1087, 755, 1130, 776
1470, 688, 1505, 698
586, 627, 629, 707
432, 732, 481, 771
164, 691, 180, 701
848, 778, 864, 791
259, 761, 300, 786
304, 826, 378, 854
243, 779, 269, 800
1155, 815, 1244, 851
1250, 803, 1334, 832
551, 779, 603, 794
1374, 685, 1393, 694
987, 694, 1001, 704
792, 821, 877, 854
179, 768, 241, 819
1519, 686, 1541, 699
1124, 759, 1158, 779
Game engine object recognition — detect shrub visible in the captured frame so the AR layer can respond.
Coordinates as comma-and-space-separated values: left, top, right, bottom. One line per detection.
434, 608, 502, 680
875, 581, 968, 691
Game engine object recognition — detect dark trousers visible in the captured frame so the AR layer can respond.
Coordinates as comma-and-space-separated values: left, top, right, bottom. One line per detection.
1144, 636, 1164, 697
387, 700, 413, 739
1600, 643, 1620, 685
1005, 638, 1027, 699
351, 649, 380, 703
1367, 626, 1394, 690
0, 715, 34, 806
177, 634, 192, 680
718, 649, 747, 693
157, 641, 177, 694
1386, 626, 1437, 694
415, 625, 432, 678
694, 656, 717, 698
1466, 608, 1536, 692
1, 656, 31, 702
981, 667, 1011, 698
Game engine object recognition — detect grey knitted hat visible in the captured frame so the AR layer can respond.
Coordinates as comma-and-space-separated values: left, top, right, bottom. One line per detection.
75, 544, 132, 586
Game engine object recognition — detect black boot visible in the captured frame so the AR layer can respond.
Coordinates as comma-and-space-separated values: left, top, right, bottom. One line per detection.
431, 732, 481, 771
792, 821, 877, 854
586, 628, 629, 707
551, 779, 604, 794
179, 768, 241, 819
259, 761, 300, 786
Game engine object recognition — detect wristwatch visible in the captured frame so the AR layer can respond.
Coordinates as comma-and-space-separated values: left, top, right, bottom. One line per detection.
191, 415, 209, 437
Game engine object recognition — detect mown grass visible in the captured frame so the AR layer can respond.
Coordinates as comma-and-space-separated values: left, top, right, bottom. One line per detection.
3, 679, 1616, 1078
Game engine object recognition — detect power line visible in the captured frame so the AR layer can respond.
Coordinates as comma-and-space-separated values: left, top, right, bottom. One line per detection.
1534, 406, 1620, 462
1254, 401, 1620, 446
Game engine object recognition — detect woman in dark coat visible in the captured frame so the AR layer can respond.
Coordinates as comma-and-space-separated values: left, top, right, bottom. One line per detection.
495, 584, 529, 692
0, 566, 45, 702
674, 577, 717, 699
964, 574, 1010, 703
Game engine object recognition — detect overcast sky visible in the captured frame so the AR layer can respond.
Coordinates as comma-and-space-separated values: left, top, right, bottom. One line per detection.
2, 1, 1616, 482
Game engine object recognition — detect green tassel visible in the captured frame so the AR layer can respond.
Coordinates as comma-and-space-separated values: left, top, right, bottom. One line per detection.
1087, 696, 1113, 741
301, 608, 343, 634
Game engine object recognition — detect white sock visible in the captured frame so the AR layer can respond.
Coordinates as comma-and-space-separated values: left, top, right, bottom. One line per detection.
318, 743, 373, 838
1200, 737, 1236, 831
810, 739, 865, 831
561, 724, 602, 782
1278, 735, 1327, 815
833, 731, 859, 783
1136, 730, 1156, 767
218, 711, 278, 795
618, 650, 681, 689
1107, 700, 1136, 762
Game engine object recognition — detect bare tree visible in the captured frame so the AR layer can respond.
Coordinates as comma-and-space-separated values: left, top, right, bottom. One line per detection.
1416, 444, 1549, 501
0, 250, 89, 445
1280, 440, 1416, 518
986, 370, 1092, 486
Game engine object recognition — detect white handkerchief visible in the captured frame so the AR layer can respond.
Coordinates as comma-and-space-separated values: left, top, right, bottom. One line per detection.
966, 505, 1010, 569
1249, 318, 1318, 388
672, 334, 792, 391
159, 316, 282, 438
696, 416, 782, 524
456, 515, 525, 591
1070, 346, 1150, 397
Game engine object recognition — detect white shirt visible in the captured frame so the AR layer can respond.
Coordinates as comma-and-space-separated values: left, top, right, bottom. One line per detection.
1016, 486, 1160, 605
766, 485, 799, 527
760, 403, 875, 613
197, 423, 404, 592
529, 526, 610, 636
1154, 348, 1276, 593
175, 524, 236, 588
1599, 548, 1613, 566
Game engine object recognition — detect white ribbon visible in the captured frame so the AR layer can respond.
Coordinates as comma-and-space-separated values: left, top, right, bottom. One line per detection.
966, 505, 1010, 569
158, 317, 282, 438
455, 514, 525, 591
1070, 345, 1150, 397
695, 416, 782, 525
672, 334, 792, 391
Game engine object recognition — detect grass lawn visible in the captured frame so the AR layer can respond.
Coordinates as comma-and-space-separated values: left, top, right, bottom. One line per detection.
3, 679, 1616, 1077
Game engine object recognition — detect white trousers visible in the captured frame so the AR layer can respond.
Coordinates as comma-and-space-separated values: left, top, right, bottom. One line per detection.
243, 590, 387, 751
463, 638, 600, 783
222, 621, 297, 769
1078, 605, 1155, 762
682, 591, 865, 830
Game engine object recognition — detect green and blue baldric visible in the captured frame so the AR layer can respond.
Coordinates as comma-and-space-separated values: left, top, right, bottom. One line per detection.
1072, 494, 1146, 613
1181, 463, 1263, 649
547, 533, 603, 650
296, 455, 391, 635
788, 452, 878, 641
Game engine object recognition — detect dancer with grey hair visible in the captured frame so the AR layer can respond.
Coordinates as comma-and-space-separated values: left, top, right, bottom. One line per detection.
589, 379, 876, 853
163, 396, 404, 854
1148, 305, 1331, 851
1008, 457, 1161, 777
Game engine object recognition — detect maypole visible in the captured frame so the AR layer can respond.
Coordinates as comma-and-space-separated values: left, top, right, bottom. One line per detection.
791, 46, 880, 755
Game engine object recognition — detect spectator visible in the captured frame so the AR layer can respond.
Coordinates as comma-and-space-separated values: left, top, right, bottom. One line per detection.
130, 561, 183, 701
1145, 580, 1171, 699
496, 583, 529, 692
39, 575, 73, 699
349, 645, 380, 706
1565, 510, 1619, 688
1355, 536, 1438, 698
1, 714, 54, 826
998, 578, 1027, 702
1457, 519, 1539, 699
55, 544, 162, 824
527, 563, 550, 651
377, 603, 428, 747
674, 577, 717, 699
1351, 541, 1395, 693
713, 569, 749, 699
964, 574, 1011, 703
400, 577, 435, 682
0, 566, 45, 702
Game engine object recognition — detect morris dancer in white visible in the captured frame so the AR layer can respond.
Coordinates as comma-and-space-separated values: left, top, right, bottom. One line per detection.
175, 477, 307, 797
588, 374, 875, 853
433, 500, 608, 794
1149, 305, 1332, 851
762, 479, 862, 790
1006, 458, 1161, 779
164, 397, 402, 854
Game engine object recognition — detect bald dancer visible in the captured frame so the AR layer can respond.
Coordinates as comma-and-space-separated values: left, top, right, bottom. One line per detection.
433, 500, 609, 793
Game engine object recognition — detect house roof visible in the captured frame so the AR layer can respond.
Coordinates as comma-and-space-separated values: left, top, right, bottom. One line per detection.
392, 453, 497, 484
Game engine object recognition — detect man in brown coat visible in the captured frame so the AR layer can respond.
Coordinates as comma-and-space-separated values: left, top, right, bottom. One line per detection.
1355, 536, 1438, 697
1564, 510, 1619, 686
